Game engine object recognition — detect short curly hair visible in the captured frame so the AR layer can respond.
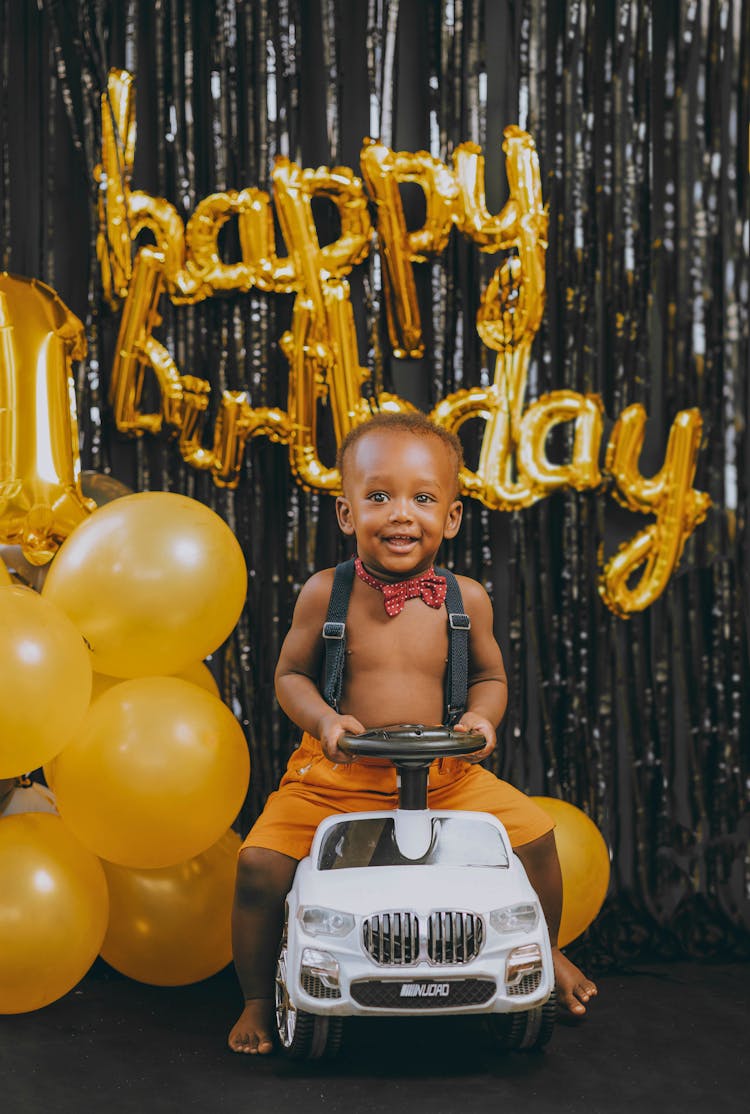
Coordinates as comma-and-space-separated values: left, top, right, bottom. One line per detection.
336, 411, 464, 494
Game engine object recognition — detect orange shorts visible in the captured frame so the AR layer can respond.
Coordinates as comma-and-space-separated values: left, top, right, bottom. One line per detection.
241, 732, 554, 860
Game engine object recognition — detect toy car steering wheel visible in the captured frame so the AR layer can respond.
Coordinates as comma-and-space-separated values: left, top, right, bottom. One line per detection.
339, 726, 486, 810
339, 724, 486, 765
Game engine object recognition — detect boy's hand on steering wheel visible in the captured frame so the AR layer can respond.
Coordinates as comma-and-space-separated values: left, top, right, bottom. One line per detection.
317, 711, 366, 763
454, 713, 496, 762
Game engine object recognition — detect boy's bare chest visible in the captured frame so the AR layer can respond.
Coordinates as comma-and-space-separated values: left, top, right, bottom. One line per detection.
343, 591, 450, 678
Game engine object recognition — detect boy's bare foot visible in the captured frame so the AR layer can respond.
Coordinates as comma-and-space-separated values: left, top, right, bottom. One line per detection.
552, 946, 597, 1018
228, 998, 275, 1054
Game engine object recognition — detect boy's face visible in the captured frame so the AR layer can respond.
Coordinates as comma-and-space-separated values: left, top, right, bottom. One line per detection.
336, 430, 463, 580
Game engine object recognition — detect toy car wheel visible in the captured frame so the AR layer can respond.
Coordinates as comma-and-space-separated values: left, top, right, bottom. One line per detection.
274, 913, 343, 1061
487, 990, 556, 1052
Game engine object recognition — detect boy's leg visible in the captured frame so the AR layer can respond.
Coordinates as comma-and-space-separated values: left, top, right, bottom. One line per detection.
515, 830, 598, 1017
228, 846, 299, 1054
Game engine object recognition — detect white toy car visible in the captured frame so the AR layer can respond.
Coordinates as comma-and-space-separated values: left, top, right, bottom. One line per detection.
274, 726, 556, 1059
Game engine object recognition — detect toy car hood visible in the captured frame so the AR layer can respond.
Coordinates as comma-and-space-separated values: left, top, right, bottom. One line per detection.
292, 859, 539, 917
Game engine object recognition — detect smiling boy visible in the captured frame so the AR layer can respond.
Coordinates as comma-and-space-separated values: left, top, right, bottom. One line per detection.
228, 411, 597, 1054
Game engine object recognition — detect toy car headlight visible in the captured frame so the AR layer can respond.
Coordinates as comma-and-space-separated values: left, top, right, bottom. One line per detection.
299, 906, 356, 937
489, 903, 539, 934
301, 948, 340, 990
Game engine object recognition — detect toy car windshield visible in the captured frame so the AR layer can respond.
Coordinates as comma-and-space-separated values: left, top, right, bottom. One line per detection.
317, 815, 510, 870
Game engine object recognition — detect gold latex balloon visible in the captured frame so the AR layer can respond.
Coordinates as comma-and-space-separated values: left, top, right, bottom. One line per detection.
531, 796, 610, 947
0, 587, 92, 779
0, 557, 10, 585
0, 813, 109, 1013
41, 759, 57, 791
0, 273, 94, 564
99, 829, 241, 986
89, 661, 220, 703
52, 677, 250, 868
42, 491, 247, 678
178, 660, 221, 698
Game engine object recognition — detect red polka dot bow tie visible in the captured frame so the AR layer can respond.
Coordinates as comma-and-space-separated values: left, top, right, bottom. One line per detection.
354, 557, 448, 617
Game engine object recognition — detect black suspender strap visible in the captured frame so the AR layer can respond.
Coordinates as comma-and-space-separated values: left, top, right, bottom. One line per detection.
436, 565, 471, 726
321, 558, 471, 723
321, 558, 355, 711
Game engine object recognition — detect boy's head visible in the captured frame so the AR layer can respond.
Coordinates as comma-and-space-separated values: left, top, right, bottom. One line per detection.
337, 412, 464, 495
335, 412, 464, 580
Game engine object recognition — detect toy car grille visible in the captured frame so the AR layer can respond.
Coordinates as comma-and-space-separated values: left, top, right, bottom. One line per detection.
427, 911, 484, 964
300, 972, 341, 999
362, 912, 420, 965
362, 911, 484, 965
506, 969, 542, 996
351, 978, 496, 1009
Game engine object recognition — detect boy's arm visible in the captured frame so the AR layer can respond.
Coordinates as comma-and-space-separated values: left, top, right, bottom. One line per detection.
274, 570, 364, 762
453, 577, 508, 761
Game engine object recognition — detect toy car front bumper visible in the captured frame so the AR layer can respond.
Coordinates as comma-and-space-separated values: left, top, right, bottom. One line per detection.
289, 947, 554, 1017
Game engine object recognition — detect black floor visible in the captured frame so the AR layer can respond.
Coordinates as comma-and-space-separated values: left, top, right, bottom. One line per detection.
1, 960, 748, 1114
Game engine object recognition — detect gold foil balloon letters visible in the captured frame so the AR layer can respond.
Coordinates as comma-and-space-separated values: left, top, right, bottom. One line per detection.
600, 405, 711, 616
91, 68, 711, 616
0, 274, 93, 563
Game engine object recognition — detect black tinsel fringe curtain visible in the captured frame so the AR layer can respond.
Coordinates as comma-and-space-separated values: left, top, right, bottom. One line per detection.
1, 0, 748, 964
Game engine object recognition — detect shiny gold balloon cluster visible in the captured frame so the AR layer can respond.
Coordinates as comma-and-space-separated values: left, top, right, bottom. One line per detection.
0, 492, 249, 1011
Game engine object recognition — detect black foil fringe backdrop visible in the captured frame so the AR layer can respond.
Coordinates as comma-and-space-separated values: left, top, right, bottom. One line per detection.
1, 0, 748, 965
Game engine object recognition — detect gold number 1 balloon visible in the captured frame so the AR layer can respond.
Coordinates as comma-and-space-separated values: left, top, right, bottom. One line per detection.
0, 274, 93, 564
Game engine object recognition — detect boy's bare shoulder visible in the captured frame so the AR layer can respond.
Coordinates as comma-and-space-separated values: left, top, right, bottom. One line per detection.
293, 568, 337, 617
453, 573, 493, 614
